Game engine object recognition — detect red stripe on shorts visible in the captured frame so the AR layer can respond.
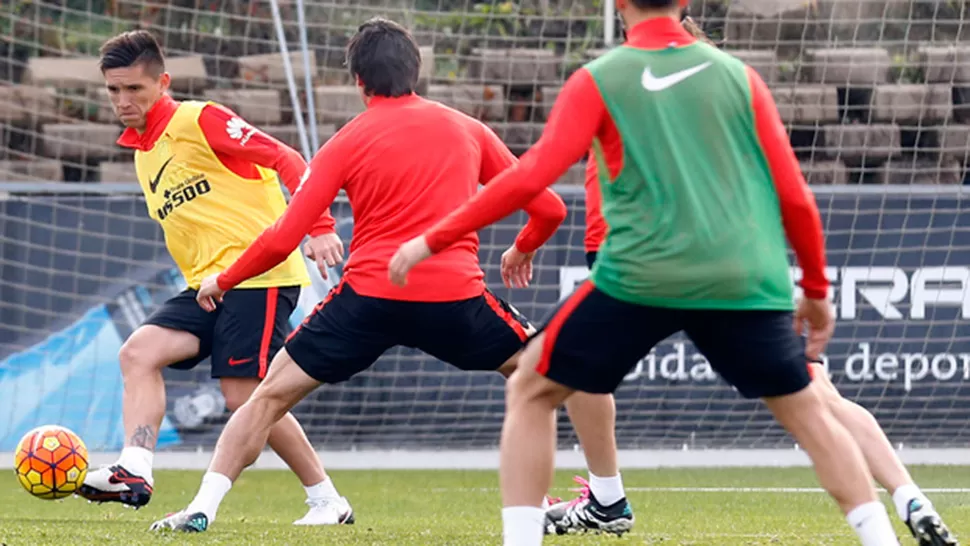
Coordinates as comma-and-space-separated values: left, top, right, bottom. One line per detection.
285, 279, 345, 344
258, 287, 279, 378
537, 280, 595, 376
482, 290, 528, 342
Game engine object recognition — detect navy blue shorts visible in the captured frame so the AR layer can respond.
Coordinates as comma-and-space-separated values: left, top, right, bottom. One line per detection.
285, 282, 532, 384
536, 281, 810, 399
144, 286, 300, 379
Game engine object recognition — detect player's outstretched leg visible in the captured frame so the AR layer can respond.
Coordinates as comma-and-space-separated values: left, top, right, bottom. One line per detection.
219, 378, 353, 526
78, 325, 201, 509
545, 393, 634, 536
490, 329, 632, 536
809, 363, 957, 546
150, 349, 348, 533
764, 384, 900, 545
500, 334, 574, 546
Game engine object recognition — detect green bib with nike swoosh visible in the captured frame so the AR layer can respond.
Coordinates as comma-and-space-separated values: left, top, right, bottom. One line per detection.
583, 43, 794, 310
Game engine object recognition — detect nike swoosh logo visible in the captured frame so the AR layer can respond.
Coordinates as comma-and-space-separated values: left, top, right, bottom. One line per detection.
149, 156, 175, 194
641, 62, 713, 92
227, 357, 253, 367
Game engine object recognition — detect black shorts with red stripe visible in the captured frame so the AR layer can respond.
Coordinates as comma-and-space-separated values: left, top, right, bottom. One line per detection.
284, 282, 531, 384
537, 281, 810, 399
144, 286, 300, 379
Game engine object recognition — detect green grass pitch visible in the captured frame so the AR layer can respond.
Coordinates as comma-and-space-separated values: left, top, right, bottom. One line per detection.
2, 466, 967, 545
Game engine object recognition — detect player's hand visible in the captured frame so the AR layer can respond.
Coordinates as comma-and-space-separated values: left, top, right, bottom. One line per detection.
500, 245, 535, 288
196, 273, 225, 312
304, 232, 344, 280
794, 297, 834, 360
389, 236, 432, 287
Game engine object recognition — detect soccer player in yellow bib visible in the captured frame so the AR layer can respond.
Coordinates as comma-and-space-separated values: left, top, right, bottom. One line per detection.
77, 30, 355, 526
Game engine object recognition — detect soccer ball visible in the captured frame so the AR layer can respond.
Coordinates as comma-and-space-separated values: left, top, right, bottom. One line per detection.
13, 425, 89, 499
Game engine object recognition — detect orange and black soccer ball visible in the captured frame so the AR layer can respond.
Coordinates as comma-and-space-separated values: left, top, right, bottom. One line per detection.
14, 425, 89, 499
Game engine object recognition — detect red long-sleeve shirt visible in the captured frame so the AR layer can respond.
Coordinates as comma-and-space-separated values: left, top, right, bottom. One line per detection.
426, 17, 828, 300
117, 95, 335, 236
217, 94, 567, 301
583, 151, 607, 252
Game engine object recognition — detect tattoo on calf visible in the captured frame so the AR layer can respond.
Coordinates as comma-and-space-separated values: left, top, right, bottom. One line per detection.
128, 425, 157, 449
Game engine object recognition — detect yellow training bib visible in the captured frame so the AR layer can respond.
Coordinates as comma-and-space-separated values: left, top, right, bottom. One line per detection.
133, 101, 309, 290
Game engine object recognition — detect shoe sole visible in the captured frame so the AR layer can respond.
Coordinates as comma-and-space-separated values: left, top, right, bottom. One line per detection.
552, 517, 634, 537
914, 517, 958, 546
293, 509, 356, 526
77, 485, 152, 508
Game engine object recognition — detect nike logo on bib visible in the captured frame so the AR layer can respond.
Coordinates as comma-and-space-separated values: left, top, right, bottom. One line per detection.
149, 156, 175, 194
641, 61, 712, 92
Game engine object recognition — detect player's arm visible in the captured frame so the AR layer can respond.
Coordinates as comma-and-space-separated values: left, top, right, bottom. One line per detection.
198, 104, 336, 236
583, 150, 607, 250
215, 145, 347, 291
424, 69, 606, 254
478, 123, 567, 253
746, 65, 828, 299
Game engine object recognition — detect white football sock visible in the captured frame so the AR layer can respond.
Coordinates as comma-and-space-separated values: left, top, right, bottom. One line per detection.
588, 472, 625, 506
305, 476, 340, 501
846, 501, 900, 546
118, 447, 154, 485
502, 506, 545, 546
892, 483, 931, 521
185, 472, 233, 524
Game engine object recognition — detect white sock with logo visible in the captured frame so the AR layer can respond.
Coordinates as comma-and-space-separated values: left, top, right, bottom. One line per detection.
185, 472, 233, 524
846, 502, 900, 546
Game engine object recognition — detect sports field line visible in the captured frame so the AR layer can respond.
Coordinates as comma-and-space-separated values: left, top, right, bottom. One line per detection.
431, 486, 970, 494
625, 487, 970, 494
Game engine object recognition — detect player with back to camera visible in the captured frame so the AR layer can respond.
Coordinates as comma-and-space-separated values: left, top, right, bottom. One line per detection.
541, 11, 957, 545
529, 8, 712, 537
79, 30, 356, 526
387, 0, 943, 544
150, 17, 633, 534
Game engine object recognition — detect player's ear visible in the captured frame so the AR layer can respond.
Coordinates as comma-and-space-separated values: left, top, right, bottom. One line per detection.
158, 71, 172, 93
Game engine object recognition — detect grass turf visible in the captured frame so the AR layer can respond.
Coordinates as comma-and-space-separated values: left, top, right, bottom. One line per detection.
1, 466, 967, 545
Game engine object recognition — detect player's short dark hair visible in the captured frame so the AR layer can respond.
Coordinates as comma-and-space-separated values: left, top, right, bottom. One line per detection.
346, 17, 420, 98
630, 0, 679, 8
99, 30, 166, 77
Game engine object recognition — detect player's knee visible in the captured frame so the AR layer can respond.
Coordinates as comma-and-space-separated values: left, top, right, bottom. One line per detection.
222, 392, 248, 412
244, 381, 294, 422
496, 354, 519, 378
118, 339, 155, 377
504, 370, 531, 408
505, 365, 567, 411
220, 378, 259, 411
764, 382, 829, 434
810, 366, 844, 407
119, 326, 198, 376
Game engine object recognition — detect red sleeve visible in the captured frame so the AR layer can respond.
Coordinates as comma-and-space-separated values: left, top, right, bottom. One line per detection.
583, 151, 606, 252
747, 66, 828, 299
216, 142, 347, 290
199, 104, 336, 236
478, 123, 567, 253
425, 69, 605, 253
